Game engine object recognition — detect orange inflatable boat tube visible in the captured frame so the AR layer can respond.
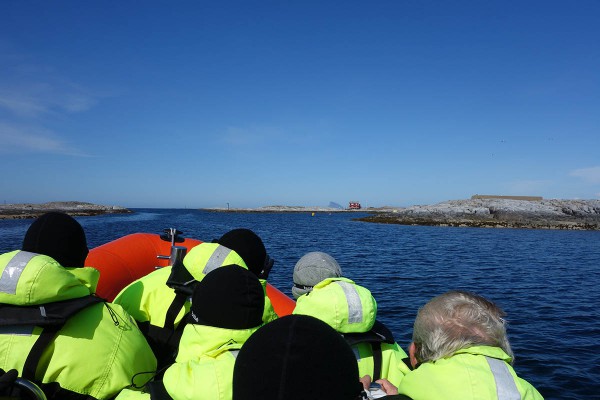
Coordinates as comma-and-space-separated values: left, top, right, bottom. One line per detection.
86, 233, 295, 316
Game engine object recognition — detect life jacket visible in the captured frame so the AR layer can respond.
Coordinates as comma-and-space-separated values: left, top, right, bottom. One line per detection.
0, 296, 105, 399
1, 250, 157, 400
343, 319, 401, 381
116, 324, 257, 400
293, 278, 410, 385
115, 243, 250, 371
0, 250, 108, 399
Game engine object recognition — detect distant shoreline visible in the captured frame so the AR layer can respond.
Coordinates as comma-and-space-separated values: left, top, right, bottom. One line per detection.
0, 202, 132, 220
3, 199, 600, 230
204, 200, 600, 230
200, 205, 389, 213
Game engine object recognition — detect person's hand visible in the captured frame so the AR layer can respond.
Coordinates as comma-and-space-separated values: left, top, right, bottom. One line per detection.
360, 376, 399, 396
360, 375, 372, 390
375, 378, 398, 395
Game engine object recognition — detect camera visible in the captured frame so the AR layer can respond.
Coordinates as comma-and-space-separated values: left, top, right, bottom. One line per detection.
362, 382, 386, 399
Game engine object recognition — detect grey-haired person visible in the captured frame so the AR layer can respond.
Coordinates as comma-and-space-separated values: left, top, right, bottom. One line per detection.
397, 290, 544, 400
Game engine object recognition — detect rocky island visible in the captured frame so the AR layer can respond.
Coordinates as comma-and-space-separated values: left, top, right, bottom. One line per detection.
357, 198, 600, 230
0, 202, 131, 220
202, 198, 600, 229
4, 198, 600, 230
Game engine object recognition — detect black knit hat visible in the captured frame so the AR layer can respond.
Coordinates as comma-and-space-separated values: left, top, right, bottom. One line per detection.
190, 265, 265, 330
233, 314, 362, 400
22, 212, 89, 268
217, 228, 267, 277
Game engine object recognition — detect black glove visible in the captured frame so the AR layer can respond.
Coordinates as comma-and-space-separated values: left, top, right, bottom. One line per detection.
0, 368, 19, 394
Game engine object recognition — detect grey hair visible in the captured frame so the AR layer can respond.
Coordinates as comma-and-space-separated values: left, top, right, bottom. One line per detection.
412, 290, 513, 363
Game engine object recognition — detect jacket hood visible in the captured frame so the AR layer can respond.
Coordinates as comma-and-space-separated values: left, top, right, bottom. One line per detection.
175, 323, 260, 363
182, 243, 247, 281
0, 250, 99, 306
293, 277, 376, 333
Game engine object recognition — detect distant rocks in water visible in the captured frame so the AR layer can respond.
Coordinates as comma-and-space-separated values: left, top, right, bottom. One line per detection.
0, 201, 132, 220
357, 198, 600, 230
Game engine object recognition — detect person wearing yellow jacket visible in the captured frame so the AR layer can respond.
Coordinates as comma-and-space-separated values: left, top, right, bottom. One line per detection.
397, 290, 544, 400
116, 264, 265, 400
213, 228, 277, 325
0, 212, 157, 400
114, 229, 277, 370
292, 277, 411, 388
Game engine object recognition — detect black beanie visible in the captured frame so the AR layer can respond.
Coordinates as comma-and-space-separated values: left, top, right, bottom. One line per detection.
22, 212, 89, 268
217, 228, 266, 277
233, 314, 362, 400
190, 265, 265, 330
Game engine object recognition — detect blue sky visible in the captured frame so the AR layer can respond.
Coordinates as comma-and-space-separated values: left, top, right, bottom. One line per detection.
1, 1, 599, 208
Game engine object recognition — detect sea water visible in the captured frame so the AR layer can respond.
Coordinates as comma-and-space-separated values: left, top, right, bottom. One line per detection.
1, 208, 599, 399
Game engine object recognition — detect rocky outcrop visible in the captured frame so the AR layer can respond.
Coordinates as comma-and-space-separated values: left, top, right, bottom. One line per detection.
0, 202, 131, 220
357, 199, 600, 230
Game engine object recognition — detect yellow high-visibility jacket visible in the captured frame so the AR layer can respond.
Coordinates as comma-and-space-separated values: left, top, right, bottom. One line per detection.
113, 243, 277, 368
398, 345, 544, 400
0, 250, 157, 400
293, 277, 410, 387
116, 323, 260, 400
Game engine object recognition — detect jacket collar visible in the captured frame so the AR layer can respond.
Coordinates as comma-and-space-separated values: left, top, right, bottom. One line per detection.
454, 345, 513, 363
175, 323, 261, 363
